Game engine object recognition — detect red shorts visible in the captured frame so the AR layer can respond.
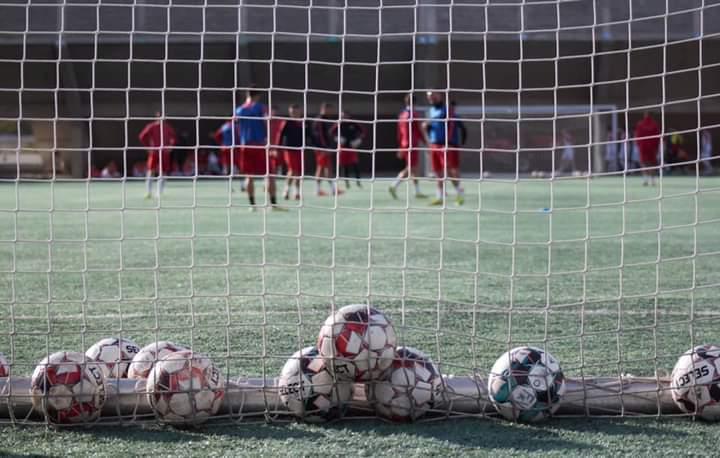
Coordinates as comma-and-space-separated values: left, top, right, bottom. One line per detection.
220, 148, 242, 171
338, 149, 359, 166
430, 145, 459, 177
315, 151, 331, 169
240, 144, 272, 176
146, 151, 171, 174
284, 149, 303, 174
400, 149, 420, 169
639, 148, 658, 167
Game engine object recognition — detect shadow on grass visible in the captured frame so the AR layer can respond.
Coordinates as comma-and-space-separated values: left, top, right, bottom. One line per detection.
12, 416, 706, 454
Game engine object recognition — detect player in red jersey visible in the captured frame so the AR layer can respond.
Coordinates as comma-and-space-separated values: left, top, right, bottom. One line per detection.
389, 94, 429, 200
139, 112, 177, 198
311, 103, 341, 196
634, 111, 661, 186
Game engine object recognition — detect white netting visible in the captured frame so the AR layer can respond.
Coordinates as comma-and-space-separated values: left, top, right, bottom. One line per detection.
0, 0, 719, 425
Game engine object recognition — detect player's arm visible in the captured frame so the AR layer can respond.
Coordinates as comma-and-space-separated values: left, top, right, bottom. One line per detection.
138, 123, 152, 147
457, 119, 468, 146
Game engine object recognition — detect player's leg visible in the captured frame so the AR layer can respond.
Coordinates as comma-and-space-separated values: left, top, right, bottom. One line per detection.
245, 176, 255, 207
353, 161, 361, 188
145, 170, 154, 198
389, 164, 408, 200
446, 149, 463, 205
429, 146, 445, 205
145, 151, 157, 198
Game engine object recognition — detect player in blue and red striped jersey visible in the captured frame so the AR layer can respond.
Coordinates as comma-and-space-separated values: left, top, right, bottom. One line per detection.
139, 111, 177, 199
389, 93, 429, 200
425, 91, 464, 206
234, 88, 284, 211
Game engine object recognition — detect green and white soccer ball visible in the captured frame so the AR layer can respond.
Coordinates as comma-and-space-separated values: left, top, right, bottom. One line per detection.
488, 346, 566, 422
671, 344, 720, 421
278, 346, 353, 422
368, 346, 444, 421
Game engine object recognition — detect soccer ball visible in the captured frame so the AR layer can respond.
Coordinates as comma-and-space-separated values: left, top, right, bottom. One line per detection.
85, 337, 141, 379
278, 346, 353, 422
671, 344, 720, 421
487, 346, 566, 422
146, 350, 225, 425
127, 341, 188, 379
30, 351, 106, 424
368, 346, 444, 421
317, 304, 397, 381
0, 352, 9, 377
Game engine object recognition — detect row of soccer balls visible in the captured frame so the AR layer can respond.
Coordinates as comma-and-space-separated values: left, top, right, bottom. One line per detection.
0, 302, 719, 424
0, 339, 225, 424
281, 304, 720, 422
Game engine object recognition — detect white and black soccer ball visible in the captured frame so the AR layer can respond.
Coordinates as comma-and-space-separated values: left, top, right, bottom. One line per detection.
146, 350, 225, 425
0, 352, 9, 377
85, 337, 141, 379
128, 341, 189, 379
488, 346, 566, 422
30, 351, 106, 424
368, 347, 444, 421
278, 346, 353, 422
671, 344, 720, 421
317, 304, 397, 382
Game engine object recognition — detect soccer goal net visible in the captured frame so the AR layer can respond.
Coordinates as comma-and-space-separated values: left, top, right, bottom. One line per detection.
0, 0, 719, 425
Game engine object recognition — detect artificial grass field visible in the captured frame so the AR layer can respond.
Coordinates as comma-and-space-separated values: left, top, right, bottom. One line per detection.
0, 175, 718, 456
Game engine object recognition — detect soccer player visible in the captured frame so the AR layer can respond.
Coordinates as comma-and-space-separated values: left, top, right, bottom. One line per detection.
212, 120, 245, 191
701, 129, 714, 176
425, 91, 464, 206
332, 111, 367, 190
556, 129, 577, 175
234, 88, 284, 211
139, 111, 177, 198
269, 106, 284, 177
278, 104, 306, 200
634, 111, 661, 186
311, 103, 341, 196
389, 93, 428, 200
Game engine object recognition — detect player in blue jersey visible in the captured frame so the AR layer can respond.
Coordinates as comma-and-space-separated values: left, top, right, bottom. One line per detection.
425, 91, 464, 206
234, 88, 285, 211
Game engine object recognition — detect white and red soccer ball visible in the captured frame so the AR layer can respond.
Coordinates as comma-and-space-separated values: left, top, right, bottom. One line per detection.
0, 352, 9, 377
128, 341, 188, 379
278, 346, 353, 422
317, 304, 397, 382
85, 337, 141, 379
30, 351, 106, 424
671, 344, 720, 421
368, 346, 444, 421
146, 350, 225, 424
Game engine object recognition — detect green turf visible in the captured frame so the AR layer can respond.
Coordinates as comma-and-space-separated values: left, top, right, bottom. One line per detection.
0, 176, 719, 456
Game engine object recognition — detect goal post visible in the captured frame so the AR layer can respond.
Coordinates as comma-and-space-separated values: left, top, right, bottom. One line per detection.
0, 0, 719, 426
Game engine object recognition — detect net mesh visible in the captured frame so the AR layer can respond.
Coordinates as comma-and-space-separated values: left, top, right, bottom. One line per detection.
0, 0, 719, 424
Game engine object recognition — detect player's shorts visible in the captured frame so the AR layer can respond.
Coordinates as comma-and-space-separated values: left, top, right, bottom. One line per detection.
400, 149, 420, 169
240, 143, 272, 176
219, 148, 240, 172
639, 148, 658, 167
284, 149, 303, 175
146, 150, 172, 175
430, 144, 460, 177
338, 149, 359, 166
315, 151, 332, 169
